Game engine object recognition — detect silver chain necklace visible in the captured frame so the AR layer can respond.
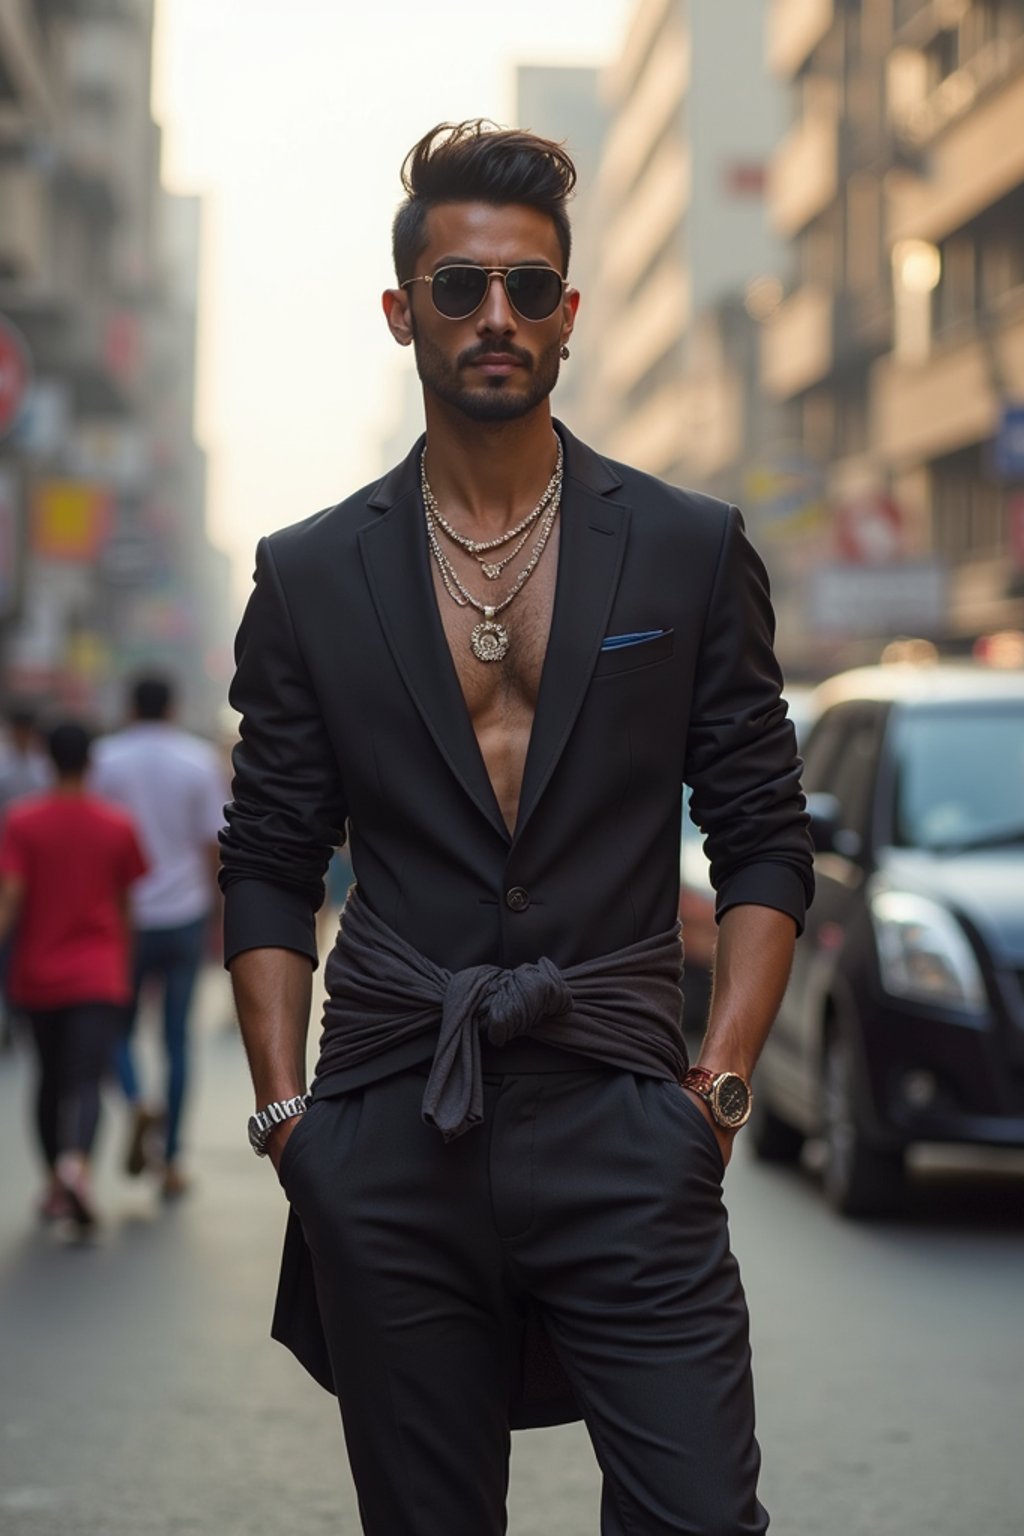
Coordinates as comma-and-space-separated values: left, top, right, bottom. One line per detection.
421, 439, 563, 581
422, 466, 562, 663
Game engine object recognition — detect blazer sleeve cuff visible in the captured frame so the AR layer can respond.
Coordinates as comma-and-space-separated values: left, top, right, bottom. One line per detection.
715, 864, 809, 936
223, 879, 319, 970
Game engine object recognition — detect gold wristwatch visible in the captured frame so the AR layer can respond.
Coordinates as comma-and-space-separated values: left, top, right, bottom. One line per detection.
681, 1067, 753, 1130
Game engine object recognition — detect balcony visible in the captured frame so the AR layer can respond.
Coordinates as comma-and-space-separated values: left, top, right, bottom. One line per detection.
0, 5, 54, 138
606, 376, 687, 480
871, 302, 1024, 465
888, 64, 1024, 243
761, 285, 833, 399
768, 101, 838, 237
0, 162, 48, 281
767, 0, 834, 78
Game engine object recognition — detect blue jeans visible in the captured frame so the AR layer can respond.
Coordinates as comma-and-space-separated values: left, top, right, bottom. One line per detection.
116, 916, 207, 1163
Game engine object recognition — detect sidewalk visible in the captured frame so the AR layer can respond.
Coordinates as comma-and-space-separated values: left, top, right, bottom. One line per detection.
0, 966, 596, 1536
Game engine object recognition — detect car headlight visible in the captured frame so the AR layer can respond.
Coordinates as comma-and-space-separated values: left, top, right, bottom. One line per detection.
869, 890, 986, 1012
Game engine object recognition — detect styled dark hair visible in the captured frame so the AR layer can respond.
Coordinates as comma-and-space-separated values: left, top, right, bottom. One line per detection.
131, 674, 174, 721
392, 120, 577, 283
47, 720, 92, 776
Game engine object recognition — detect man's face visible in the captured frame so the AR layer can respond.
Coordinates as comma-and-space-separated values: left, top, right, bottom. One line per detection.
384, 201, 578, 423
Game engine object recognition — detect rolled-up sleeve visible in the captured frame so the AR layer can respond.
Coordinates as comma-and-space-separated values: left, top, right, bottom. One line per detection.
684, 506, 814, 933
219, 536, 348, 968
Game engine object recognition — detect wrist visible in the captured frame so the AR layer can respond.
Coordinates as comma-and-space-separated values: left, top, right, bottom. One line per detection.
681, 1067, 753, 1130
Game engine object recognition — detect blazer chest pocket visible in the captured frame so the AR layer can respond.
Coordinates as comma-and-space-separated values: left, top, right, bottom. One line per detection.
592, 627, 675, 678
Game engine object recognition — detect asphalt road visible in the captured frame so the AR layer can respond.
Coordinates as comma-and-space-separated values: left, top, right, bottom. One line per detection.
1, 968, 1022, 1535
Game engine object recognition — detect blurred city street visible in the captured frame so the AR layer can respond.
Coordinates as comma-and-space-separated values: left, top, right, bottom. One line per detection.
2, 3, 1024, 1534
1, 965, 1021, 1536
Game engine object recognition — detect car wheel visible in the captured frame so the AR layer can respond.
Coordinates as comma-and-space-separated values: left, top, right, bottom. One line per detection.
748, 1091, 805, 1163
821, 1025, 905, 1216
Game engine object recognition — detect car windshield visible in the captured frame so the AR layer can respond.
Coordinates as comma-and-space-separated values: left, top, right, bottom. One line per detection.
892, 704, 1024, 852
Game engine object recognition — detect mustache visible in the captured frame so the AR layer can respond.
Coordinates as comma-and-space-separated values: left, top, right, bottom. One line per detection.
457, 341, 533, 370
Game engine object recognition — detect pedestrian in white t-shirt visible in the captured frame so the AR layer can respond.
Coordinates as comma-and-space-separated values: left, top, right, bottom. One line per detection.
92, 676, 227, 1197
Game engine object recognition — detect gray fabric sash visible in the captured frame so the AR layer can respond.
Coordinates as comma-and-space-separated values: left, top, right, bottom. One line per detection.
316, 889, 686, 1140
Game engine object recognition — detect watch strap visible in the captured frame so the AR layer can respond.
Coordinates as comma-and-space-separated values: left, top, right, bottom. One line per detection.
250, 1093, 311, 1156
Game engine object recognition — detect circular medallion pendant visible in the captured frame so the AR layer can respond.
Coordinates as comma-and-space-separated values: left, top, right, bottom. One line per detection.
471, 619, 510, 663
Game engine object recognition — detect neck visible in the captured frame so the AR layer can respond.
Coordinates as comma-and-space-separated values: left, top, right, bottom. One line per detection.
421, 399, 559, 534
55, 774, 85, 796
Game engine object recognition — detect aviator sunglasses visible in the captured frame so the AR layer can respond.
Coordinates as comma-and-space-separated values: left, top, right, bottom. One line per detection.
401, 264, 568, 322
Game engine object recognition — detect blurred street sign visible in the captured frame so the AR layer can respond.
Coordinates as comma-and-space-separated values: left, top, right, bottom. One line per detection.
0, 315, 31, 439
32, 480, 113, 562
993, 404, 1024, 480
10, 379, 71, 458
835, 489, 904, 564
744, 453, 828, 540
808, 560, 947, 635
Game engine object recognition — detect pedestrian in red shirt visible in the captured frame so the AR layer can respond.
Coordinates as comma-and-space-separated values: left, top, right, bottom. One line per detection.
0, 720, 147, 1229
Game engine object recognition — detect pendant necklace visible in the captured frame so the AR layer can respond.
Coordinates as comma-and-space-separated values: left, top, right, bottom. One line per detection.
421, 448, 563, 663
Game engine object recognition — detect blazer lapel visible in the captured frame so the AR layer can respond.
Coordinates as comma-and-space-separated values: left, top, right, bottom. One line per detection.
513, 430, 630, 844
358, 441, 509, 842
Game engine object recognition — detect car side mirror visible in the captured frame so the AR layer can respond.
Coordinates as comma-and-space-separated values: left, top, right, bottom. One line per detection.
805, 793, 862, 858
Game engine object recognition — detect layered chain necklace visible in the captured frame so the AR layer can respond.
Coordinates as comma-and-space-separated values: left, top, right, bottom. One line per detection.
421, 440, 563, 663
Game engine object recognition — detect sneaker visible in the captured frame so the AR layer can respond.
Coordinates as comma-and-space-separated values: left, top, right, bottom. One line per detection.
124, 1107, 163, 1177
161, 1164, 191, 1201
37, 1186, 73, 1223
55, 1156, 99, 1229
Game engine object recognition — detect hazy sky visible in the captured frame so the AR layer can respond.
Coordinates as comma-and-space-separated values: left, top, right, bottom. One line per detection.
152, 0, 627, 600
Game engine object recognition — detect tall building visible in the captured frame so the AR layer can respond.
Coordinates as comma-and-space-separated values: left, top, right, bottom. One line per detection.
0, 0, 230, 730
580, 0, 787, 481
515, 64, 608, 437
762, 0, 1024, 664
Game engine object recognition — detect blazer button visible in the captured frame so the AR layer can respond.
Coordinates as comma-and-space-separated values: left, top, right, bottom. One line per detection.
505, 886, 530, 913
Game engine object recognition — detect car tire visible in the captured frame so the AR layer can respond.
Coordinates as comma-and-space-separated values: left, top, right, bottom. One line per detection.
821, 1025, 905, 1217
748, 1092, 805, 1163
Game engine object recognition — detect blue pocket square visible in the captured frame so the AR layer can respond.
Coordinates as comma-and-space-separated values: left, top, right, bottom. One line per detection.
600, 630, 666, 652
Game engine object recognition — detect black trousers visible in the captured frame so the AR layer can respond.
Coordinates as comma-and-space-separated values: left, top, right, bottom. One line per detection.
279, 1063, 768, 1536
29, 1003, 122, 1166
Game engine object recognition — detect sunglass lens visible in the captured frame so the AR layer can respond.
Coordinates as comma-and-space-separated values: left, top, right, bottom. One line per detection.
432, 266, 488, 318
506, 268, 563, 320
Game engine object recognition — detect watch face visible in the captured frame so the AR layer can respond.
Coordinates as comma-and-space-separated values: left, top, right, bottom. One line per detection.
713, 1074, 752, 1129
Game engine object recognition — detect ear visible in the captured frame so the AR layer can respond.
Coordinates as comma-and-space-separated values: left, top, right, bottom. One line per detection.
382, 288, 414, 348
560, 286, 581, 349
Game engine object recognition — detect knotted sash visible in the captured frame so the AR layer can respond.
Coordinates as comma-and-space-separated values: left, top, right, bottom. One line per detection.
316, 889, 686, 1139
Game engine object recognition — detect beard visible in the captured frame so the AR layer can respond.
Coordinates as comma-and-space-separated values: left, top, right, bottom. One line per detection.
410, 327, 562, 422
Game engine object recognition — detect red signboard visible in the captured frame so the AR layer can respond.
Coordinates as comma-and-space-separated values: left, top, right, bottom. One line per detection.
0, 315, 31, 438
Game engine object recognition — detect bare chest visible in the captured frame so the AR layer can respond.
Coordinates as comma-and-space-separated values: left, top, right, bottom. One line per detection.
430, 526, 560, 831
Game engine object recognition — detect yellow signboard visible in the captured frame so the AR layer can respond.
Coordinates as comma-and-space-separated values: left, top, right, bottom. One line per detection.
32, 481, 112, 562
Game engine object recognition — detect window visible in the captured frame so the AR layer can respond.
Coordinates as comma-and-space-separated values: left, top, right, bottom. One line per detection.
892, 705, 1024, 849
802, 705, 883, 851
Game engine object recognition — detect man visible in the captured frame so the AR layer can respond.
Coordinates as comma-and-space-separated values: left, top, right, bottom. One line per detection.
92, 676, 226, 1197
0, 721, 147, 1227
220, 122, 813, 1535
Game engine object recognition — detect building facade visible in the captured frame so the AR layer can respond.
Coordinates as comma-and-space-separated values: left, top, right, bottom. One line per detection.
579, 0, 786, 486
0, 0, 230, 731
763, 0, 1024, 665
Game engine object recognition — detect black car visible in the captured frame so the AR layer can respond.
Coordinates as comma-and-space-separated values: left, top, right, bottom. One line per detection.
752, 664, 1024, 1214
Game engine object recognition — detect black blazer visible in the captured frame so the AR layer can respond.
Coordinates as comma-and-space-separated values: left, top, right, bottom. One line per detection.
220, 423, 812, 976
220, 423, 814, 1427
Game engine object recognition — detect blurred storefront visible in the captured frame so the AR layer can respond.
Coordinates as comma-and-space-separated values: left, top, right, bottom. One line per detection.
0, 0, 232, 733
